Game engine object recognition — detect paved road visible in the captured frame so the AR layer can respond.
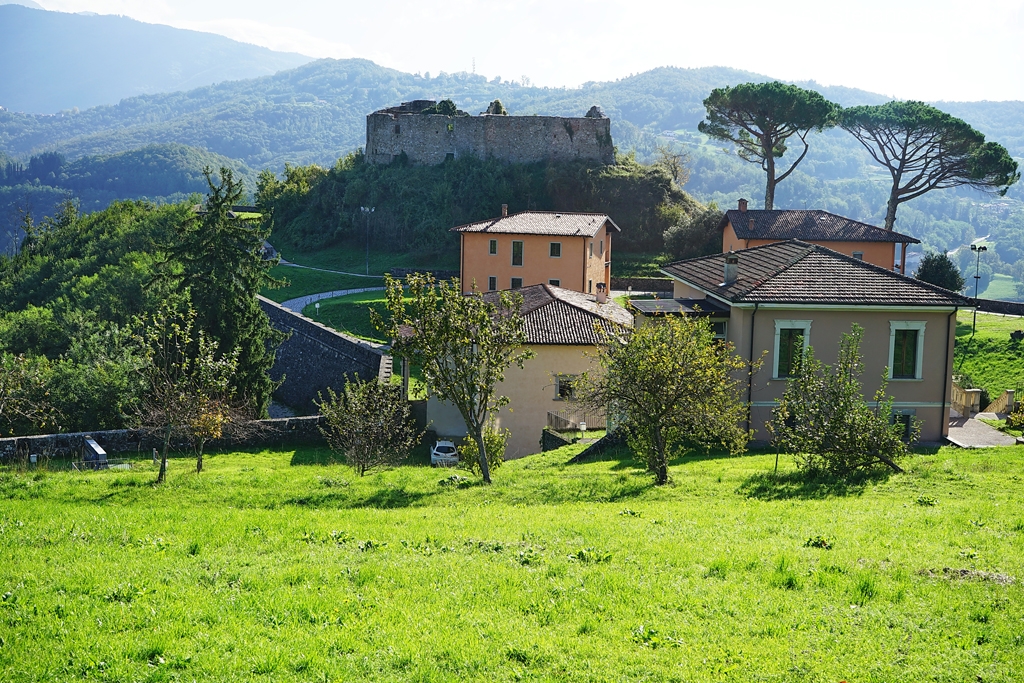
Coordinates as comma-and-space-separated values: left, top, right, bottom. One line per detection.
279, 287, 385, 313
947, 415, 1018, 448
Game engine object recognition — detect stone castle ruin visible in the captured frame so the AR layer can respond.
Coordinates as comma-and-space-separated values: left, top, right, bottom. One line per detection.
365, 100, 615, 166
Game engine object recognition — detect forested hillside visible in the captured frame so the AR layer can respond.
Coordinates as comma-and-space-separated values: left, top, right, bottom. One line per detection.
2, 58, 1023, 294
0, 5, 311, 113
0, 144, 255, 254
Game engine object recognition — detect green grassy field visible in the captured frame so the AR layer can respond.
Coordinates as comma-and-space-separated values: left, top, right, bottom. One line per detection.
955, 311, 1024, 400
2, 445, 1023, 681
260, 266, 382, 303
278, 242, 460, 276
301, 290, 401, 344
979, 274, 1022, 302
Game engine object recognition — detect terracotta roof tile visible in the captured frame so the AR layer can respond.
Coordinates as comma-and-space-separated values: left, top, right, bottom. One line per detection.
662, 240, 969, 307
482, 284, 631, 344
724, 209, 919, 244
452, 211, 620, 237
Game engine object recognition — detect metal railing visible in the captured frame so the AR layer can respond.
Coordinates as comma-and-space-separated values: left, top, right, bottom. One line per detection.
547, 407, 606, 432
70, 459, 132, 472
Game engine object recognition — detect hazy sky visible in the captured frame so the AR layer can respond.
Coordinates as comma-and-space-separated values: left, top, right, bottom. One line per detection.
32, 0, 1024, 101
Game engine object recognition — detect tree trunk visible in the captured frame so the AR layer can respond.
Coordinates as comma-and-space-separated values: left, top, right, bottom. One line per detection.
196, 441, 204, 474
764, 143, 776, 210
654, 428, 668, 485
474, 431, 492, 485
157, 424, 171, 484
883, 188, 900, 231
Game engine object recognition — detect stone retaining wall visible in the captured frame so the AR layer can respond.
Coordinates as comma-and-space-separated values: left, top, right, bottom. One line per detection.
976, 298, 1024, 317
259, 296, 391, 413
0, 417, 326, 462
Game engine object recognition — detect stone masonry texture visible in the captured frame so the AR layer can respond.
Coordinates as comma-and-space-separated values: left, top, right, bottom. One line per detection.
259, 296, 392, 413
366, 103, 614, 166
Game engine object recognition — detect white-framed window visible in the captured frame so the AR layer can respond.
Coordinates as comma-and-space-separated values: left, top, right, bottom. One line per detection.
773, 319, 811, 379
889, 321, 926, 380
711, 320, 728, 340
511, 240, 524, 267
589, 241, 594, 258
852, 251, 864, 260
511, 277, 523, 289
549, 242, 561, 258
548, 279, 560, 287
588, 279, 593, 293
487, 276, 497, 291
599, 239, 604, 257
891, 409, 917, 441
489, 239, 498, 255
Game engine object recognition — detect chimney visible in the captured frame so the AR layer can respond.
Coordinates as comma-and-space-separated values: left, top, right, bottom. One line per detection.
723, 251, 739, 285
738, 198, 748, 212
595, 281, 607, 304
501, 204, 508, 217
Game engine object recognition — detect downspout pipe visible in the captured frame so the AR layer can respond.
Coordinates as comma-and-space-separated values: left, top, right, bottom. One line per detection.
746, 303, 759, 433
943, 306, 958, 434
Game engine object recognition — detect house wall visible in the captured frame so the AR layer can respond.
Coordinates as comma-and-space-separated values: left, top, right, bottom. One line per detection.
426, 344, 599, 459
727, 306, 958, 443
722, 221, 898, 270
366, 113, 615, 166
460, 226, 612, 294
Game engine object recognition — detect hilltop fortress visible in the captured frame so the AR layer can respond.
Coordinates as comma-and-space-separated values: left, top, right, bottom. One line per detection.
365, 100, 615, 166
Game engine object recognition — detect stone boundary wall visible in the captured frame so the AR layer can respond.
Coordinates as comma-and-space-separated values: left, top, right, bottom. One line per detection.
611, 277, 674, 294
976, 298, 1024, 317
366, 113, 614, 167
0, 417, 326, 462
259, 296, 391, 413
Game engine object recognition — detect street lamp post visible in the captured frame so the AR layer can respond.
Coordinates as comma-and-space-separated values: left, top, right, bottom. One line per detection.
360, 206, 375, 276
970, 243, 987, 336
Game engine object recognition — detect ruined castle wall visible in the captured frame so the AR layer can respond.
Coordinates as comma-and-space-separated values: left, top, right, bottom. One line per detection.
366, 114, 614, 166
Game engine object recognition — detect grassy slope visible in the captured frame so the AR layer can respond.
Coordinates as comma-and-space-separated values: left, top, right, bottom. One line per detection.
301, 290, 397, 343
955, 311, 1024, 398
2, 445, 1023, 681
980, 273, 1022, 302
260, 266, 382, 304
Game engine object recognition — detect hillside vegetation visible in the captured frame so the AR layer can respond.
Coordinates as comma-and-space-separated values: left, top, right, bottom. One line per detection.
258, 152, 702, 255
955, 312, 1024, 400
0, 5, 311, 114
1, 444, 1022, 681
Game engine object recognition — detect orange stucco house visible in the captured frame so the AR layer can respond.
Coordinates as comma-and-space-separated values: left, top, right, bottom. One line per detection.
721, 199, 920, 273
451, 207, 620, 295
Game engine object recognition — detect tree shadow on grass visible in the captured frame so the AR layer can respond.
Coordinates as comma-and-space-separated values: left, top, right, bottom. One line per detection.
284, 485, 434, 509
737, 467, 893, 501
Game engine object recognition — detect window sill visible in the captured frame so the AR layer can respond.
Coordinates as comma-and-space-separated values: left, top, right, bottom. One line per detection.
889, 377, 923, 382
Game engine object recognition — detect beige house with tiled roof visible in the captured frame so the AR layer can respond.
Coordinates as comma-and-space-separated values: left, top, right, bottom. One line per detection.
721, 199, 920, 273
427, 284, 632, 458
451, 207, 619, 296
638, 239, 972, 444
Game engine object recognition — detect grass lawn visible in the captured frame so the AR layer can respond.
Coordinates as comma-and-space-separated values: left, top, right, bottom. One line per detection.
277, 241, 459, 276
955, 311, 1024, 399
980, 274, 1022, 302
2, 445, 1024, 681
261, 266, 382, 304
300, 290, 401, 344
612, 252, 669, 277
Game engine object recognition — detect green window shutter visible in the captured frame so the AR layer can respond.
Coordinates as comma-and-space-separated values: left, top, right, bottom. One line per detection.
778, 328, 804, 378
893, 329, 918, 378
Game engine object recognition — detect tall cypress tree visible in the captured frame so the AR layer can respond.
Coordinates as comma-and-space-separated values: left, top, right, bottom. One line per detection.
168, 167, 284, 416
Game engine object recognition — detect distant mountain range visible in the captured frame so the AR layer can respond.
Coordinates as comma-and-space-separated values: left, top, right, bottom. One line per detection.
0, 4, 312, 113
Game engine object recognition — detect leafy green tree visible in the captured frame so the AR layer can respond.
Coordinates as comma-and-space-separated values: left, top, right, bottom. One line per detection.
698, 82, 839, 210
915, 252, 966, 292
768, 324, 915, 475
374, 273, 533, 484
0, 352, 57, 437
166, 167, 284, 416
663, 202, 723, 259
456, 424, 509, 475
577, 315, 750, 485
317, 376, 421, 476
840, 101, 1019, 230
136, 302, 238, 483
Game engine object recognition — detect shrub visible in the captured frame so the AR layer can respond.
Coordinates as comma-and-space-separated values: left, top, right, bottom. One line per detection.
457, 425, 509, 475
768, 324, 916, 476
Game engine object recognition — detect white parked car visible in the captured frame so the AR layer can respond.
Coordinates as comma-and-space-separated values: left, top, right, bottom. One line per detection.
430, 440, 459, 467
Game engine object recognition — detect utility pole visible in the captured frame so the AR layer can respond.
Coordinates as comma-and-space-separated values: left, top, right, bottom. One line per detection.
361, 206, 374, 276
970, 243, 987, 336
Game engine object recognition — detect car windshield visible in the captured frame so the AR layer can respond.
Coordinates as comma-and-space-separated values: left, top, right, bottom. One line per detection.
436, 446, 456, 454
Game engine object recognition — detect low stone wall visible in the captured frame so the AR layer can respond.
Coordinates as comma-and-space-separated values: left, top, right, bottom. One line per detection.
611, 277, 673, 294
541, 429, 573, 452
0, 417, 327, 462
259, 296, 391, 413
976, 298, 1024, 317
